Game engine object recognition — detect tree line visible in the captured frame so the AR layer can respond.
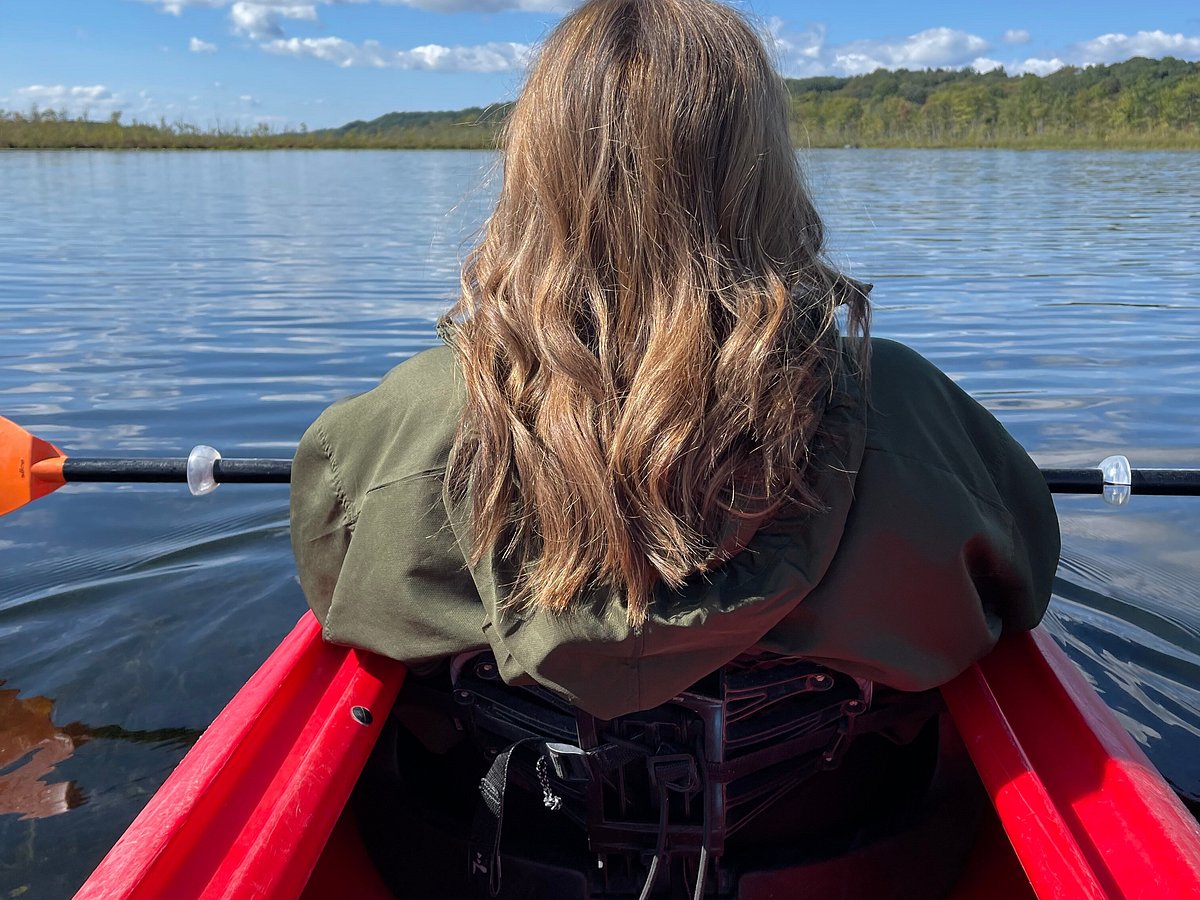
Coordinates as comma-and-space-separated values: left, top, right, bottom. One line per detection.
784, 56, 1200, 148
3, 57, 1197, 151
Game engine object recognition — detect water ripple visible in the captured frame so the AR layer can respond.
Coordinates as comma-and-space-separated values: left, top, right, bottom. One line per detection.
1, 148, 1198, 894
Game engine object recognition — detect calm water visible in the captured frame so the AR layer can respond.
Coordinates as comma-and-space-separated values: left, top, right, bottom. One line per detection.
1, 149, 1198, 895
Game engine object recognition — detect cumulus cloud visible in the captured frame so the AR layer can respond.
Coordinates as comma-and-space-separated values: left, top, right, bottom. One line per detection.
970, 57, 1004, 73
148, 0, 227, 14
5, 84, 123, 117
825, 27, 991, 76
189, 36, 218, 52
143, 0, 573, 31
762, 17, 824, 72
1075, 30, 1200, 64
1007, 31, 1200, 76
380, 0, 570, 10
1012, 57, 1068, 77
769, 22, 1200, 79
230, 2, 317, 39
17, 84, 113, 104
262, 36, 533, 71
135, 3, 1200, 81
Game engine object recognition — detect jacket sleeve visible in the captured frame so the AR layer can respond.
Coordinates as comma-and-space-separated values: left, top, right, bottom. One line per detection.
762, 340, 1061, 691
290, 414, 356, 629
289, 378, 489, 666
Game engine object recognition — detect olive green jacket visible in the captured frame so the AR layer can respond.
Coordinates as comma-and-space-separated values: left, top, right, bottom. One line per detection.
290, 339, 1059, 720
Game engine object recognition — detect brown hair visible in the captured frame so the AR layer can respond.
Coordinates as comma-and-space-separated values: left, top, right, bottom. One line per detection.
443, 0, 869, 625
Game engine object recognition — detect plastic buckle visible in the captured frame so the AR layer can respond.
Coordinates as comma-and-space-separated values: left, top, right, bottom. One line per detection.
545, 742, 593, 782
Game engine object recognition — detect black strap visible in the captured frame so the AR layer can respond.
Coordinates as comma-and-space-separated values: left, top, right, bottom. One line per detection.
472, 737, 647, 896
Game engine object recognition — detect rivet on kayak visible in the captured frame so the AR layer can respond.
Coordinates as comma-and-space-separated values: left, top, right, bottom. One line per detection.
454, 689, 475, 706
475, 661, 498, 680
351, 705, 373, 726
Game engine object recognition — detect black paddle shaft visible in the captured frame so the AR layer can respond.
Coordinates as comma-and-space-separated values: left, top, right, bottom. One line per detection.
61, 457, 292, 484
58, 458, 1200, 494
1040, 468, 1200, 496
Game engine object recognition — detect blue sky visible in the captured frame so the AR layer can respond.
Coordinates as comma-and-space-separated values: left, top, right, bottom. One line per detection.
3, 1, 1200, 130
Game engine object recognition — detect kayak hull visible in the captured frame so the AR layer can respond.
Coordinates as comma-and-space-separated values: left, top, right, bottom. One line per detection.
75, 612, 1200, 899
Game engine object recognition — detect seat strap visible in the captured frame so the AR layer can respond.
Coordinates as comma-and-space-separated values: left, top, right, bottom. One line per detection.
471, 737, 647, 897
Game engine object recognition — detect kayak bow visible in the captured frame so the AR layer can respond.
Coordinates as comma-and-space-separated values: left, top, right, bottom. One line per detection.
74, 612, 1200, 899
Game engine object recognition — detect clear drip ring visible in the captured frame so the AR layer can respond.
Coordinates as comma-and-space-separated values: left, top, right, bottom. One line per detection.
187, 445, 222, 496
1098, 454, 1131, 507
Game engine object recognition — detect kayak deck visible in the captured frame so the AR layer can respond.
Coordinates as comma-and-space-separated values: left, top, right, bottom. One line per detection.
75, 612, 1200, 898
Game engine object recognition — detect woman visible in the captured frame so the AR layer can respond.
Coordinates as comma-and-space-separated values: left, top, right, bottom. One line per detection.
290, 0, 1060, 720
292, 2, 1058, 892
291, 0, 1058, 720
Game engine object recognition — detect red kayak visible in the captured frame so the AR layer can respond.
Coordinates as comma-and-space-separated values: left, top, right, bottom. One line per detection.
75, 612, 1200, 899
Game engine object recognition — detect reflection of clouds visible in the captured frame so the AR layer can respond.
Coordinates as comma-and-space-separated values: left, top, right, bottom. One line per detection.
1050, 600, 1200, 744
257, 393, 331, 403
1032, 447, 1200, 467
0, 382, 73, 395
25, 423, 176, 453
1111, 709, 1163, 747
1057, 507, 1182, 544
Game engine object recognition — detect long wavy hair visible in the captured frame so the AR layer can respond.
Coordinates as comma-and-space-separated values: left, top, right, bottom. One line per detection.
443, 0, 869, 625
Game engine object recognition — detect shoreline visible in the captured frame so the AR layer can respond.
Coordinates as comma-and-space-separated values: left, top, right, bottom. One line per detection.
4, 141, 1199, 151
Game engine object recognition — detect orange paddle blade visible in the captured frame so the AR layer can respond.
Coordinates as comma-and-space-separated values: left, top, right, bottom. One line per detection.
0, 416, 68, 517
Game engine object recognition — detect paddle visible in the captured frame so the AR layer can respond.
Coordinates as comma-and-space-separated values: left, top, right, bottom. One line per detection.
3, 414, 1199, 517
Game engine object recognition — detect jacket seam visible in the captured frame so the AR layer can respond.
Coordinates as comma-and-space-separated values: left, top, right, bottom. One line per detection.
314, 421, 359, 526
364, 466, 448, 496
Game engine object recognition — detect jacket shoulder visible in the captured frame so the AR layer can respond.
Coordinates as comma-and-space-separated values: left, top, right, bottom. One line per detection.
300, 345, 463, 503
867, 338, 961, 406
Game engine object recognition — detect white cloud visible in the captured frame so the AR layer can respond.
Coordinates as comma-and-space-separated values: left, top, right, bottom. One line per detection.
189, 36, 218, 52
378, 0, 571, 10
230, 2, 317, 39
8, 84, 119, 116
0, 84, 145, 119
142, 0, 573, 34
1075, 30, 1200, 65
829, 28, 991, 76
134, 4, 1200, 83
262, 36, 533, 71
763, 17, 824, 68
1012, 57, 1068, 77
770, 22, 1200, 79
17, 84, 112, 104
150, 0, 227, 14
970, 57, 1004, 73
1005, 30, 1200, 76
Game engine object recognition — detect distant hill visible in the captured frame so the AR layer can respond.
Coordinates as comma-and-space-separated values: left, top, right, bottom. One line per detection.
317, 57, 1200, 150
3, 58, 1197, 150
314, 105, 511, 148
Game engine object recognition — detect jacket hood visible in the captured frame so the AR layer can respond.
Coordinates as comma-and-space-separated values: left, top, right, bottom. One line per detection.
446, 366, 866, 720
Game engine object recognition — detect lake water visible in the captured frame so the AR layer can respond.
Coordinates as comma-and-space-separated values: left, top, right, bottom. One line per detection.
1, 149, 1198, 895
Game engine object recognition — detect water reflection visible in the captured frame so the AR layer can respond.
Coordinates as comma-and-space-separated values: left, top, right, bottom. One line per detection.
0, 682, 199, 821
